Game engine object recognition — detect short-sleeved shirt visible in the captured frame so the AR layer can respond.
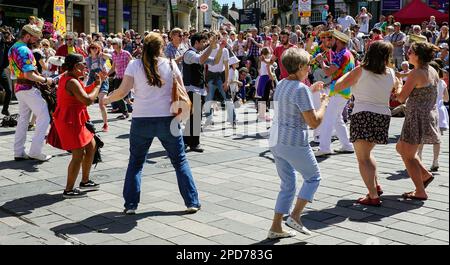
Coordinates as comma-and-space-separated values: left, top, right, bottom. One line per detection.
273, 43, 296, 80
165, 42, 183, 71
389, 31, 406, 57
248, 35, 262, 57
269, 79, 315, 147
183, 47, 215, 95
329, 48, 355, 99
124, 58, 181, 117
207, 47, 229, 73
112, 49, 132, 79
8, 41, 37, 93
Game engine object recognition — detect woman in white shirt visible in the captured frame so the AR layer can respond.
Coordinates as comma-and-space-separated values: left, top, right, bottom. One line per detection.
355, 7, 372, 34
335, 41, 399, 206
103, 33, 201, 215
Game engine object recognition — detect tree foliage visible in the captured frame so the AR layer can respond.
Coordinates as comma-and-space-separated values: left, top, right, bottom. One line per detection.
212, 0, 221, 13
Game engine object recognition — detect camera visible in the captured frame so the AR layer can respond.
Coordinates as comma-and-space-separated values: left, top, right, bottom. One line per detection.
361, 34, 371, 39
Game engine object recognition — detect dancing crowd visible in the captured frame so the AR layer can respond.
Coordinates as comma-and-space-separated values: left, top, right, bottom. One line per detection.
0, 7, 449, 239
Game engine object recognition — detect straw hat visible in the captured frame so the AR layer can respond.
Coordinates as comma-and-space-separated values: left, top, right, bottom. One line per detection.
332, 29, 350, 43
22, 24, 43, 38
319, 30, 333, 38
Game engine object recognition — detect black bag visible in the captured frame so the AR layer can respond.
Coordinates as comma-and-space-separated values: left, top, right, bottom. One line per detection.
85, 121, 103, 168
92, 134, 104, 168
1, 114, 18, 127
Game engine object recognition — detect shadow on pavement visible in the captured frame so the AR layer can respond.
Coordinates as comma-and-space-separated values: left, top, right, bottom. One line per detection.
385, 170, 410, 180
0, 159, 45, 172
251, 238, 307, 245
299, 196, 425, 231
0, 130, 15, 136
50, 210, 190, 236
0, 194, 64, 216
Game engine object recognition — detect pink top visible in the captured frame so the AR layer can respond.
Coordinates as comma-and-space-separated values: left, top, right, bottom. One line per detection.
112, 49, 132, 79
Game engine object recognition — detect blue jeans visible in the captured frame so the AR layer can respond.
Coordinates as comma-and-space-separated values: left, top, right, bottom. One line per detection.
270, 144, 321, 214
205, 78, 227, 120
123, 116, 200, 210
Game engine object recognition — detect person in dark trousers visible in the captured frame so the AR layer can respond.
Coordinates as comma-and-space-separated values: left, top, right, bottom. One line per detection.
0, 28, 14, 116
182, 33, 224, 152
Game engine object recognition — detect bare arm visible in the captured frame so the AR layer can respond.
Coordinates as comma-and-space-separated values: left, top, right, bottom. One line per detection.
396, 69, 419, 103
66, 78, 100, 106
335, 66, 362, 92
103, 75, 134, 104
199, 38, 218, 64
23, 71, 52, 85
302, 95, 329, 129
443, 83, 449, 102
107, 62, 115, 76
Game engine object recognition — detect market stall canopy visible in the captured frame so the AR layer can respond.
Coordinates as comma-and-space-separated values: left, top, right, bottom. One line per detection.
393, 0, 449, 24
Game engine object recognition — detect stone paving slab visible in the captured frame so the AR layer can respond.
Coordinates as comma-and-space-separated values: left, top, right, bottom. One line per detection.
0, 102, 448, 245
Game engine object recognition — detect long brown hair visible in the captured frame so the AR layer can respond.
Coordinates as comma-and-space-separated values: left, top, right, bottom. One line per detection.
142, 32, 164, 87
361, 41, 393, 75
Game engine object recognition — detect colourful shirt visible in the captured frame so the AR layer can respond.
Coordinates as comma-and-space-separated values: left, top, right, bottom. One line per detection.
8, 41, 37, 93
68, 46, 75, 54
112, 49, 132, 79
329, 48, 355, 99
273, 43, 296, 80
310, 45, 332, 72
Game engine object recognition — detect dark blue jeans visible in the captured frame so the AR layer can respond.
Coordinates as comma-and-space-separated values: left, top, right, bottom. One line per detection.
123, 116, 200, 210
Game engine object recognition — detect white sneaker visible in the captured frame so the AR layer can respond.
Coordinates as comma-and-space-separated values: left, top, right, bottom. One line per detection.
334, 147, 354, 154
285, 216, 311, 235
186, 206, 200, 214
313, 136, 320, 144
29, 153, 52, 161
314, 150, 332, 157
204, 119, 214, 127
123, 209, 136, 215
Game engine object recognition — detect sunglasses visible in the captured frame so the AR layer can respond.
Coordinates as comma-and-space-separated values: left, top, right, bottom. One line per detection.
66, 38, 73, 41
42, 44, 49, 47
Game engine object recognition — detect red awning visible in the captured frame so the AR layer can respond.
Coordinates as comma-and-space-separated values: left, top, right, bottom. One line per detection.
393, 0, 449, 24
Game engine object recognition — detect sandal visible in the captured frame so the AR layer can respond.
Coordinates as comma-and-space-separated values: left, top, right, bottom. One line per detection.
117, 113, 129, 120
357, 196, 382, 207
402, 191, 427, 201
423, 176, 434, 189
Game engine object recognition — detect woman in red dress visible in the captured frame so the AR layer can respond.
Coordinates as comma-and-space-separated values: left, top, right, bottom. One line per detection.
53, 53, 108, 198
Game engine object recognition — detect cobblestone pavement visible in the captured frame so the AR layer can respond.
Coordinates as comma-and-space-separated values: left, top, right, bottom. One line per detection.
0, 101, 448, 245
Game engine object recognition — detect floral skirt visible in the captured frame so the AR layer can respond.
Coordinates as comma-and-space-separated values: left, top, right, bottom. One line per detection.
350, 111, 391, 144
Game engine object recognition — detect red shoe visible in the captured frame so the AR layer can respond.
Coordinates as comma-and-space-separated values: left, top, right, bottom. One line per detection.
102, 124, 109, 132
376, 185, 383, 196
357, 196, 381, 207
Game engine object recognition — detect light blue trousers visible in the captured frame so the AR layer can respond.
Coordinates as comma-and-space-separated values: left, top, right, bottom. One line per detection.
270, 144, 321, 214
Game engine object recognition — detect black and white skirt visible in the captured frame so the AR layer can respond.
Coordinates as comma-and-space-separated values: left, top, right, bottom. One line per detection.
350, 111, 391, 144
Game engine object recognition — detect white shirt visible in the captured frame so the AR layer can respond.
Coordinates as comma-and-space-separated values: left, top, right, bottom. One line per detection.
228, 68, 239, 93
337, 15, 356, 32
259, 60, 269, 76
352, 67, 396, 116
124, 58, 181, 118
207, 47, 229, 73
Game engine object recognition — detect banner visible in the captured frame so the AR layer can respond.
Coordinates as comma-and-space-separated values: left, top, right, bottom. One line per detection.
53, 0, 66, 35
298, 0, 311, 17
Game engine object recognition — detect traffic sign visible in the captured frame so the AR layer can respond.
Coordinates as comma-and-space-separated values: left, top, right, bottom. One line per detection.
200, 3, 208, 12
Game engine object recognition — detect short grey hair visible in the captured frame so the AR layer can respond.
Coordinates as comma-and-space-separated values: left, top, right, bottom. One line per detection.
413, 25, 421, 31
111, 37, 123, 48
281, 48, 310, 75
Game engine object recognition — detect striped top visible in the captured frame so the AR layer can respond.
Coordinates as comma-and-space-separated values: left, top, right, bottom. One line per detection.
269, 79, 314, 147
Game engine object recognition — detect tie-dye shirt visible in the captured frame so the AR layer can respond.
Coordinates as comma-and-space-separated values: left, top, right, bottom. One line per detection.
8, 41, 37, 93
310, 45, 332, 72
329, 48, 354, 99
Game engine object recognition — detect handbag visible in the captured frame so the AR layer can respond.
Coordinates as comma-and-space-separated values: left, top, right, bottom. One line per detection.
46, 121, 63, 149
169, 59, 192, 122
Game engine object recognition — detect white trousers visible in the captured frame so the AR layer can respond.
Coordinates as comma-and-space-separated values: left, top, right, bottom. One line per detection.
311, 91, 322, 138
14, 88, 50, 157
319, 95, 352, 152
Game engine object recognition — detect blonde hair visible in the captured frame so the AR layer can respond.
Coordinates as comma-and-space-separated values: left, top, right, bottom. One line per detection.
142, 32, 164, 87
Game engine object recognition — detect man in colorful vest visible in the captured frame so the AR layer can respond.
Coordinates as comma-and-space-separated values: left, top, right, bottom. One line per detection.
9, 22, 54, 161
314, 30, 355, 157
